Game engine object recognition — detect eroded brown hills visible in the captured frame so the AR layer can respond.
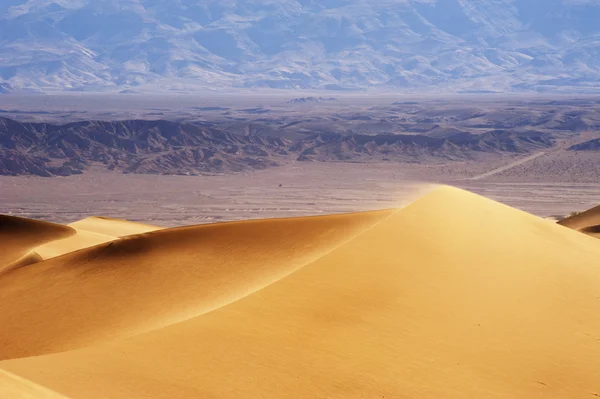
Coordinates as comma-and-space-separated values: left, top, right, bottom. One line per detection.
1, 186, 600, 398
0, 116, 558, 176
3, 96, 600, 177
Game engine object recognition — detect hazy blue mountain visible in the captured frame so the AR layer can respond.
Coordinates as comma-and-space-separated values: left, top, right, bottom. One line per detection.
1, 0, 599, 93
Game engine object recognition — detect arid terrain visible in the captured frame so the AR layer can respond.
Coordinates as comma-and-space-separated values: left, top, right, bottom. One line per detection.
1, 163, 600, 227
2, 186, 600, 399
1, 94, 600, 180
2, 95, 600, 398
1, 94, 600, 224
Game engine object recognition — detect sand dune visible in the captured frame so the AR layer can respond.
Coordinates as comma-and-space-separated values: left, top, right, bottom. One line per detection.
34, 217, 163, 260
559, 204, 600, 238
0, 210, 392, 359
0, 215, 74, 270
68, 216, 162, 237
0, 370, 66, 399
2, 187, 600, 398
1, 251, 44, 273
34, 228, 116, 260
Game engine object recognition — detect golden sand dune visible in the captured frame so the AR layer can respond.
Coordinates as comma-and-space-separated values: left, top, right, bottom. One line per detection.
34, 217, 163, 260
0, 209, 392, 360
2, 187, 600, 398
0, 215, 74, 269
559, 204, 600, 238
34, 228, 116, 260
0, 370, 66, 399
68, 216, 162, 237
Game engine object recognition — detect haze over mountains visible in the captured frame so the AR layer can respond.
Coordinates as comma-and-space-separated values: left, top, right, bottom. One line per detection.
1, 0, 600, 93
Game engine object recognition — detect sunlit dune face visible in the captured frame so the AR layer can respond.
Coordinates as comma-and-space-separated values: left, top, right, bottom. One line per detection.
1, 186, 600, 399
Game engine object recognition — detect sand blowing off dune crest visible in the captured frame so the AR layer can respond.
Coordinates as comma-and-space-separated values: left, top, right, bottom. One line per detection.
2, 186, 600, 398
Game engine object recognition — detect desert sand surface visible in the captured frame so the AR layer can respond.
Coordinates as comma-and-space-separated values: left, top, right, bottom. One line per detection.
0, 215, 74, 270
34, 217, 163, 260
2, 186, 600, 398
68, 217, 161, 237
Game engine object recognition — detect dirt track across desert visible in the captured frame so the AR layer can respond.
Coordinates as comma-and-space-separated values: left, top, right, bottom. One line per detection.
469, 152, 546, 181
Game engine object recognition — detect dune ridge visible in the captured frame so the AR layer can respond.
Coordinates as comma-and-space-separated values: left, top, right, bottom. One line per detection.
559, 204, 600, 238
2, 187, 600, 398
34, 217, 163, 261
0, 209, 394, 360
0, 370, 66, 399
1, 251, 43, 274
0, 215, 74, 270
68, 216, 162, 237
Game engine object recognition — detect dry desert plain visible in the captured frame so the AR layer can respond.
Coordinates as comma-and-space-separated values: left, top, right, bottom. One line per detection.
1, 162, 600, 226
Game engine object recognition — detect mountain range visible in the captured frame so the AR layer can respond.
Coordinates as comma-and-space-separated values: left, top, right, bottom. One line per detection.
0, 116, 557, 176
1, 0, 600, 93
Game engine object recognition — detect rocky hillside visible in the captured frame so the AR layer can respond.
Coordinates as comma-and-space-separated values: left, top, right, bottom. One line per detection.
1, 0, 600, 93
0, 116, 557, 176
0, 118, 287, 176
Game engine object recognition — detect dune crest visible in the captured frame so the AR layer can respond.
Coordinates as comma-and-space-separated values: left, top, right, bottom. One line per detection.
1, 187, 600, 398
559, 204, 600, 238
0, 370, 67, 399
68, 216, 162, 237
0, 215, 74, 270
0, 209, 393, 360
34, 217, 164, 260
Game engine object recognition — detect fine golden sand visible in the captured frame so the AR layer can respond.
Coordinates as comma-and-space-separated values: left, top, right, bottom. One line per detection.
1, 186, 600, 398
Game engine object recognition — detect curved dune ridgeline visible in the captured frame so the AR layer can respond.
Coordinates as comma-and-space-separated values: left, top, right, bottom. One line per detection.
559, 204, 600, 238
0, 210, 393, 360
68, 217, 162, 237
35, 217, 163, 260
0, 216, 74, 270
2, 187, 600, 398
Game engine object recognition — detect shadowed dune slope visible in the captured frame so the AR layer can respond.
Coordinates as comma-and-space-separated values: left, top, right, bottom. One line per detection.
0, 209, 393, 360
0, 215, 74, 269
68, 216, 162, 237
559, 204, 600, 238
2, 187, 600, 398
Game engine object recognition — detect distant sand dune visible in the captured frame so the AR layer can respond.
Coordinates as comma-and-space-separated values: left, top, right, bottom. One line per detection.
0, 215, 74, 270
558, 203, 600, 238
68, 216, 162, 237
1, 187, 600, 398
34, 228, 116, 260
34, 217, 163, 260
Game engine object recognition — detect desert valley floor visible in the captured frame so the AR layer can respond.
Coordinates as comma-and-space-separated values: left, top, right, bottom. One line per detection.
1, 162, 600, 226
